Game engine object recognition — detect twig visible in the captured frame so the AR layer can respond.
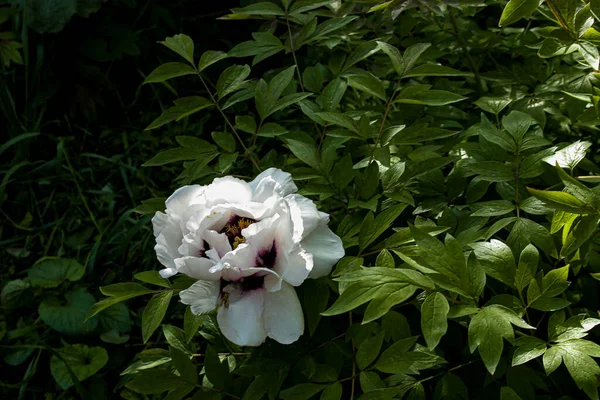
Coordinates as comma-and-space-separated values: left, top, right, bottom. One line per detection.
194, 70, 262, 172
449, 9, 483, 96
349, 313, 356, 400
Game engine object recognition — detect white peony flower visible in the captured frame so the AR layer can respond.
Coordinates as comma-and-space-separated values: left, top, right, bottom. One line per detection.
151, 168, 345, 346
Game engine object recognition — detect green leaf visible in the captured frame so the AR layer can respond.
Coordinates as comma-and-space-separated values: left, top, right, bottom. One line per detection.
359, 204, 407, 252
98, 302, 131, 334
87, 283, 156, 320
286, 139, 319, 170
514, 244, 539, 292
376, 249, 395, 269
468, 305, 534, 374
198, 50, 227, 72
421, 292, 449, 350
472, 239, 516, 287
526, 188, 594, 214
133, 197, 167, 215
403, 64, 469, 78
163, 325, 190, 354
159, 34, 195, 65
50, 344, 108, 390
134, 271, 171, 288
316, 111, 358, 133
377, 41, 404, 77
474, 97, 512, 115
211, 131, 236, 153
232, 2, 285, 16
470, 161, 515, 182
499, 0, 541, 27
502, 111, 535, 142
142, 291, 173, 343
39, 288, 98, 335
303, 279, 330, 336
280, 383, 327, 400
500, 387, 524, 400
542, 140, 591, 170
322, 78, 347, 111
347, 72, 386, 100
562, 215, 600, 258
555, 165, 598, 209
169, 346, 196, 384
145, 97, 213, 130
257, 122, 288, 137
357, 332, 385, 370
1, 279, 30, 307
126, 368, 184, 394
216, 65, 251, 99
268, 66, 296, 106
243, 375, 270, 400
144, 62, 196, 84
395, 86, 467, 106
235, 115, 257, 134
205, 345, 229, 389
28, 257, 85, 288
578, 41, 600, 70
184, 307, 204, 343
321, 382, 343, 400
512, 336, 547, 366
471, 200, 515, 217
323, 267, 433, 319
527, 266, 570, 311
142, 146, 211, 167
342, 40, 380, 71
268, 92, 312, 117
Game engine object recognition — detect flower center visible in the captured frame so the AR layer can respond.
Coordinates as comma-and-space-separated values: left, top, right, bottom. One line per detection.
221, 215, 255, 249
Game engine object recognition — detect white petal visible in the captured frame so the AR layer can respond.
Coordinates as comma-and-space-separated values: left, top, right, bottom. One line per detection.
174, 257, 220, 281
302, 224, 345, 279
279, 247, 313, 287
203, 230, 232, 258
152, 211, 169, 237
165, 185, 205, 217
285, 194, 322, 242
217, 290, 266, 346
180, 280, 219, 315
249, 168, 298, 199
263, 282, 304, 344
204, 176, 252, 205
242, 215, 280, 254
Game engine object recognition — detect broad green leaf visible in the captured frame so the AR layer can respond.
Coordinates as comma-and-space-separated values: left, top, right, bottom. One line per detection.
303, 279, 330, 336
183, 307, 204, 343
555, 165, 598, 209
243, 375, 270, 400
267, 92, 312, 117
0, 279, 30, 307
323, 267, 434, 320
316, 112, 359, 133
397, 43, 431, 77
322, 78, 347, 111
376, 249, 395, 268
476, 114, 517, 153
561, 215, 600, 258
267, 66, 296, 107
473, 97, 512, 115
359, 204, 407, 251
142, 147, 212, 167
211, 131, 236, 153
395, 86, 466, 106
377, 41, 403, 77
502, 111, 536, 142
286, 139, 319, 170
342, 41, 380, 71
421, 292, 449, 349
542, 140, 591, 170
163, 325, 189, 354
527, 265, 570, 311
133, 198, 167, 215
235, 115, 257, 134
500, 387, 524, 400
169, 346, 196, 384
321, 382, 343, 400
499, 0, 541, 27
471, 239, 516, 287
134, 271, 171, 288
471, 200, 515, 217
205, 345, 229, 389
87, 283, 156, 320
144, 62, 195, 84
512, 336, 547, 366
39, 288, 98, 335
514, 244, 539, 292
403, 64, 469, 78
257, 122, 288, 137
470, 161, 514, 181
142, 291, 173, 343
357, 332, 385, 370
98, 302, 130, 334
198, 50, 227, 72
126, 368, 184, 394
347, 72, 386, 100
526, 188, 594, 214
232, 2, 285, 16
289, 0, 333, 15
506, 218, 555, 257
280, 383, 327, 400
28, 257, 85, 288
468, 305, 534, 374
216, 65, 251, 99
145, 97, 213, 130
578, 41, 600, 70
51, 345, 108, 390
160, 34, 195, 65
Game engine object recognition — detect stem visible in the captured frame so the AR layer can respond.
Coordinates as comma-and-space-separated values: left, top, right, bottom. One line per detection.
369, 82, 399, 164
349, 313, 356, 400
519, 291, 531, 324
63, 148, 101, 232
515, 150, 521, 218
194, 70, 262, 172
545, 0, 571, 34
449, 9, 483, 96
285, 15, 304, 91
